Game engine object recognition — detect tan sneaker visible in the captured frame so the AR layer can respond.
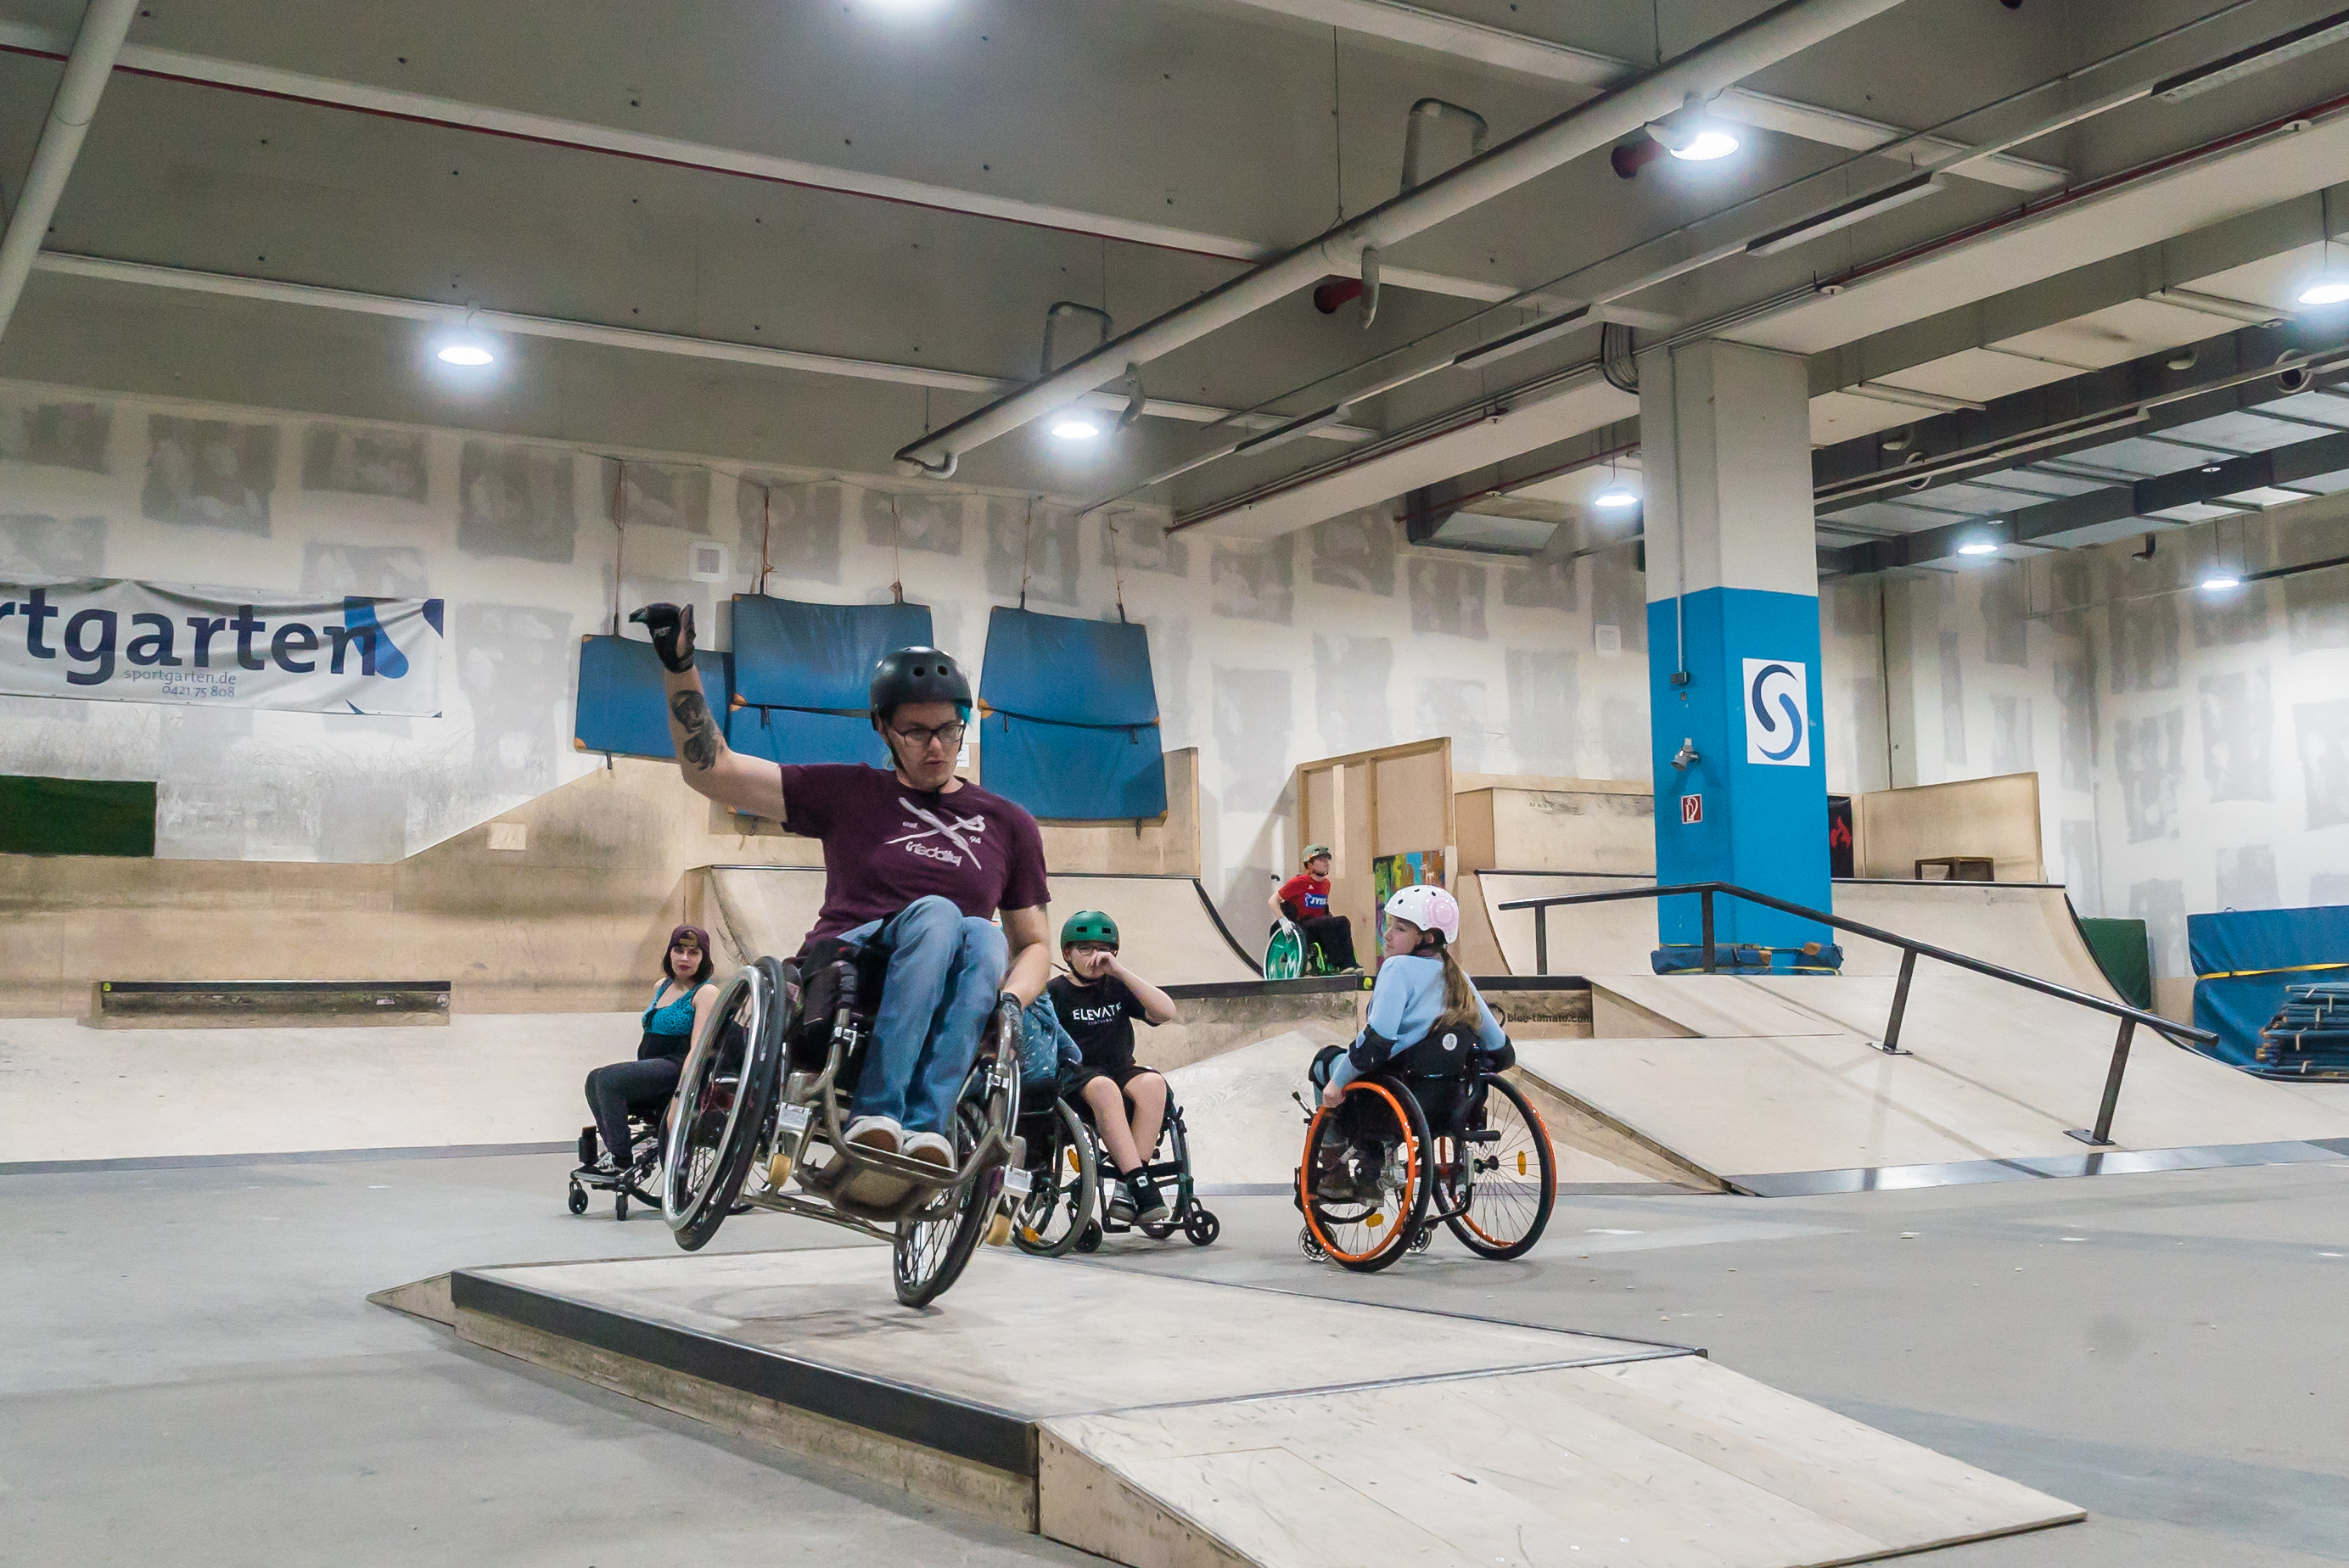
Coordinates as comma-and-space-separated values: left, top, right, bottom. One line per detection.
903, 1130, 954, 1169
844, 1115, 903, 1156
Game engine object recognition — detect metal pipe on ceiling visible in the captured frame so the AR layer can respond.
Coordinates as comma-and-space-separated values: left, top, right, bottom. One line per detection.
0, 0, 139, 344
889, 0, 1912, 476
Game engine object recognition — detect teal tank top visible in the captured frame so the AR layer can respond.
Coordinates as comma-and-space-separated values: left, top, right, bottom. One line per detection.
642, 978, 698, 1037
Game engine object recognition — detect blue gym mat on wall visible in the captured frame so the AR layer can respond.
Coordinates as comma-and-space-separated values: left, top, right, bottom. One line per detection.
726, 594, 934, 767
2189, 904, 2349, 1076
574, 635, 728, 760
977, 607, 1165, 820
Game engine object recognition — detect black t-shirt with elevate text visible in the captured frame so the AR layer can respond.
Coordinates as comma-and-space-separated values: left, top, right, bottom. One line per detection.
1048, 973, 1149, 1072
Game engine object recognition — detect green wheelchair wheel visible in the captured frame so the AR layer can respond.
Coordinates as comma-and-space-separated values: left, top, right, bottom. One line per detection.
1264, 923, 1304, 980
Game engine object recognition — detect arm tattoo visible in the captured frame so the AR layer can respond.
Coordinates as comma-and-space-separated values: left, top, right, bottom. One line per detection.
670, 689, 722, 772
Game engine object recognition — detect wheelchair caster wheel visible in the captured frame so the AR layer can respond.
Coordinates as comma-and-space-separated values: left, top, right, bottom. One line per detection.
1184, 1210, 1220, 1246
1075, 1223, 1103, 1254
1408, 1223, 1432, 1254
566, 1182, 587, 1216
1298, 1225, 1326, 1262
986, 1212, 1013, 1248
1141, 1221, 1174, 1241
767, 1151, 794, 1189
615, 1192, 629, 1222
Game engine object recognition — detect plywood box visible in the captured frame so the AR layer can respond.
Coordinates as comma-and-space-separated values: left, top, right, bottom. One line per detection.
1456, 779, 1654, 874
1854, 773, 2044, 882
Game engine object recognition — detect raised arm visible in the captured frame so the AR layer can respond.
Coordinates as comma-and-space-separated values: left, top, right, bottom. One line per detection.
1000, 905, 1053, 1008
633, 603, 788, 821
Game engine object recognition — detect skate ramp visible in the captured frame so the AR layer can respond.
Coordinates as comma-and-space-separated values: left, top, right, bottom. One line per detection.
1164, 1029, 1704, 1190
0, 1013, 635, 1167
697, 865, 1257, 985
416, 1246, 2083, 1565
1496, 881, 2349, 1187
1460, 871, 1657, 977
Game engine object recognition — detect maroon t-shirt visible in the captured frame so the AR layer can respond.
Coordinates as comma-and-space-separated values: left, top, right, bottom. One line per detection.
779, 764, 1050, 943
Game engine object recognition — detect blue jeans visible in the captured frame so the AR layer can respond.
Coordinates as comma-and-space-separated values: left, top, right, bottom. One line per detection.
838, 896, 1008, 1134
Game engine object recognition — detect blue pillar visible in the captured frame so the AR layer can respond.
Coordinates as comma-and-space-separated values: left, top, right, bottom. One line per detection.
1640, 340, 1830, 953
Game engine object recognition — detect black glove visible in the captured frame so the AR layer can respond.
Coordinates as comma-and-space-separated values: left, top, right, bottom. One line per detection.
629, 602, 697, 673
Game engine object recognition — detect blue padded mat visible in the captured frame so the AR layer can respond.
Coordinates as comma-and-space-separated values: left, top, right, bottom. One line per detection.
726, 701, 890, 769
730, 594, 934, 710
574, 635, 728, 760
2189, 904, 2349, 1076
976, 607, 1163, 820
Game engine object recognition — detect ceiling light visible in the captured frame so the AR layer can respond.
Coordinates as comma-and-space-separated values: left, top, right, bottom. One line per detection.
1666, 126, 1740, 162
2153, 9, 2349, 102
436, 343, 495, 367
1048, 417, 1101, 441
1594, 484, 1640, 509
2200, 574, 2243, 591
2299, 277, 2349, 306
1957, 540, 1999, 556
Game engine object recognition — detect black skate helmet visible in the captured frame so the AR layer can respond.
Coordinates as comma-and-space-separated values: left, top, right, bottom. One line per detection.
868, 646, 972, 729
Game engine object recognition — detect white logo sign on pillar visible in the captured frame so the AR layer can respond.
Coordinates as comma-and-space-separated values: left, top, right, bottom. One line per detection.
1742, 658, 1810, 767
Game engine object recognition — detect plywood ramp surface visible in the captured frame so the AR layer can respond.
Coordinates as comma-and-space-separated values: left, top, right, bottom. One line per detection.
697, 866, 1256, 986
1470, 871, 1659, 978
0, 1013, 634, 1163
1040, 1356, 2078, 1568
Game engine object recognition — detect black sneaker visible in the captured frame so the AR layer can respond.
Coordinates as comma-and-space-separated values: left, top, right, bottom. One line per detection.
1130, 1176, 1171, 1225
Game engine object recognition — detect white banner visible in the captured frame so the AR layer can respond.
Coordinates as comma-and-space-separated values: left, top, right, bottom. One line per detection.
0, 580, 443, 715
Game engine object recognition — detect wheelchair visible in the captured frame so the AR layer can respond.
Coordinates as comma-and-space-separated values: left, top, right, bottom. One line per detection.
567, 1116, 662, 1221
1006, 1092, 1099, 1257
1070, 1089, 1219, 1250
660, 944, 1030, 1308
1264, 917, 1342, 981
1294, 1035, 1556, 1273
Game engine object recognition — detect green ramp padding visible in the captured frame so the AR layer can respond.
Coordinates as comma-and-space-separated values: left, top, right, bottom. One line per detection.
0, 775, 156, 856
2078, 917, 2153, 1011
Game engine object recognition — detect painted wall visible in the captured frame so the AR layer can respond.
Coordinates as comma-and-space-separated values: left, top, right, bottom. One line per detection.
1827, 499, 2349, 1003
0, 377, 1651, 948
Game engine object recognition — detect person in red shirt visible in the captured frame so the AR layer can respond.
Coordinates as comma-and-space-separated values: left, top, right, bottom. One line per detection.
1267, 843, 1359, 972
631, 603, 1051, 1188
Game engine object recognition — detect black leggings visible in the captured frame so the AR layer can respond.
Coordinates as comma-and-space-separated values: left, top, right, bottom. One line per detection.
585, 1033, 686, 1167
1299, 915, 1356, 970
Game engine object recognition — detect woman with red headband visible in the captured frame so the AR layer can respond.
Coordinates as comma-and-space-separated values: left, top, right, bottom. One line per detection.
580, 925, 720, 1178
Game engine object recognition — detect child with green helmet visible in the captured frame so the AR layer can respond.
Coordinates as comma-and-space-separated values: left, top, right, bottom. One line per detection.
1047, 908, 1182, 1224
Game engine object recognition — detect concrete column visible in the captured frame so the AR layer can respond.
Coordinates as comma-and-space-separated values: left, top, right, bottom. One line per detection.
1640, 339, 1830, 950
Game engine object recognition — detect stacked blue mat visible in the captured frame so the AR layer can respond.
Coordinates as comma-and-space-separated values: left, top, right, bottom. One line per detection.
1652, 942, 1845, 976
2255, 983, 2349, 1078
2189, 904, 2349, 1078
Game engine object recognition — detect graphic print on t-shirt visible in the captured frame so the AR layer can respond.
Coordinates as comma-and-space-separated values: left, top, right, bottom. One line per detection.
886, 796, 990, 869
1049, 973, 1142, 1072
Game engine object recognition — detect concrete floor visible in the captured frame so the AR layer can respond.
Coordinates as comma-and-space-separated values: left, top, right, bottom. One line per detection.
5, 1153, 2344, 1566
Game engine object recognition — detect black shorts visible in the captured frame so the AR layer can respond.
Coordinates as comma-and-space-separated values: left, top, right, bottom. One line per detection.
1072, 1063, 1162, 1095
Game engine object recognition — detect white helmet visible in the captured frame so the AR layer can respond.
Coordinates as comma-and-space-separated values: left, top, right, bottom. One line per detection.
1383, 883, 1460, 945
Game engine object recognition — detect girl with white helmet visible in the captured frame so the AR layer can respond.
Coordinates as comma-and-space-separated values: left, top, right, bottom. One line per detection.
1315, 882, 1506, 1108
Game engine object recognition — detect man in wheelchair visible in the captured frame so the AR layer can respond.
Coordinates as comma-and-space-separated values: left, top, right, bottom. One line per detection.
1308, 883, 1508, 1200
633, 602, 1052, 1198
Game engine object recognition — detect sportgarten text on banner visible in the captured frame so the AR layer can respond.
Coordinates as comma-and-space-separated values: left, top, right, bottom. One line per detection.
0, 580, 443, 716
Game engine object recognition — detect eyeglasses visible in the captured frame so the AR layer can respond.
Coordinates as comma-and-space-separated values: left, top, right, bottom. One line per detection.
889, 720, 967, 751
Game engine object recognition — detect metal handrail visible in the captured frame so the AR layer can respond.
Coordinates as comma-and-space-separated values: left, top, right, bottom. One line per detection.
1495, 880, 2217, 1148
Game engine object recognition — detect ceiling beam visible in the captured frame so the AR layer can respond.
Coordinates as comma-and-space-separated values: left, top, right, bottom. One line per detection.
1213, 0, 2066, 190
0, 20, 1511, 308
27, 250, 1373, 442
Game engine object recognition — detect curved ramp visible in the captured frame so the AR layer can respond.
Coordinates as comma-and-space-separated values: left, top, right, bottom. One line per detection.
1506, 882, 2349, 1190
695, 865, 1258, 985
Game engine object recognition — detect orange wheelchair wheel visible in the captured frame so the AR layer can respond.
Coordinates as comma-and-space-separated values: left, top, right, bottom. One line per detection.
1298, 1077, 1431, 1273
1444, 1073, 1556, 1260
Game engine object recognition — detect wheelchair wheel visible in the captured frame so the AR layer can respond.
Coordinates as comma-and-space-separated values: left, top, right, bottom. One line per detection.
1184, 1208, 1219, 1246
614, 1191, 629, 1222
1012, 1099, 1096, 1258
1444, 1074, 1557, 1261
566, 1180, 586, 1216
1298, 1078, 1430, 1273
1264, 923, 1303, 981
893, 1100, 993, 1306
663, 964, 783, 1251
1075, 1222, 1103, 1253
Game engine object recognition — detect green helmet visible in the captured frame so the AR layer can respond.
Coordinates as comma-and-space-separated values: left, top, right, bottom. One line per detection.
1302, 843, 1332, 865
1059, 910, 1119, 949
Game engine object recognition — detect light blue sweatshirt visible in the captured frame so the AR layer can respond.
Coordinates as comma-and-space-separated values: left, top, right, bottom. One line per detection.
1328, 954, 1505, 1091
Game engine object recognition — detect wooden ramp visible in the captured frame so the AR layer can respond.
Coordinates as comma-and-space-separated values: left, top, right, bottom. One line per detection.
390, 1246, 2081, 1567
696, 865, 1259, 985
